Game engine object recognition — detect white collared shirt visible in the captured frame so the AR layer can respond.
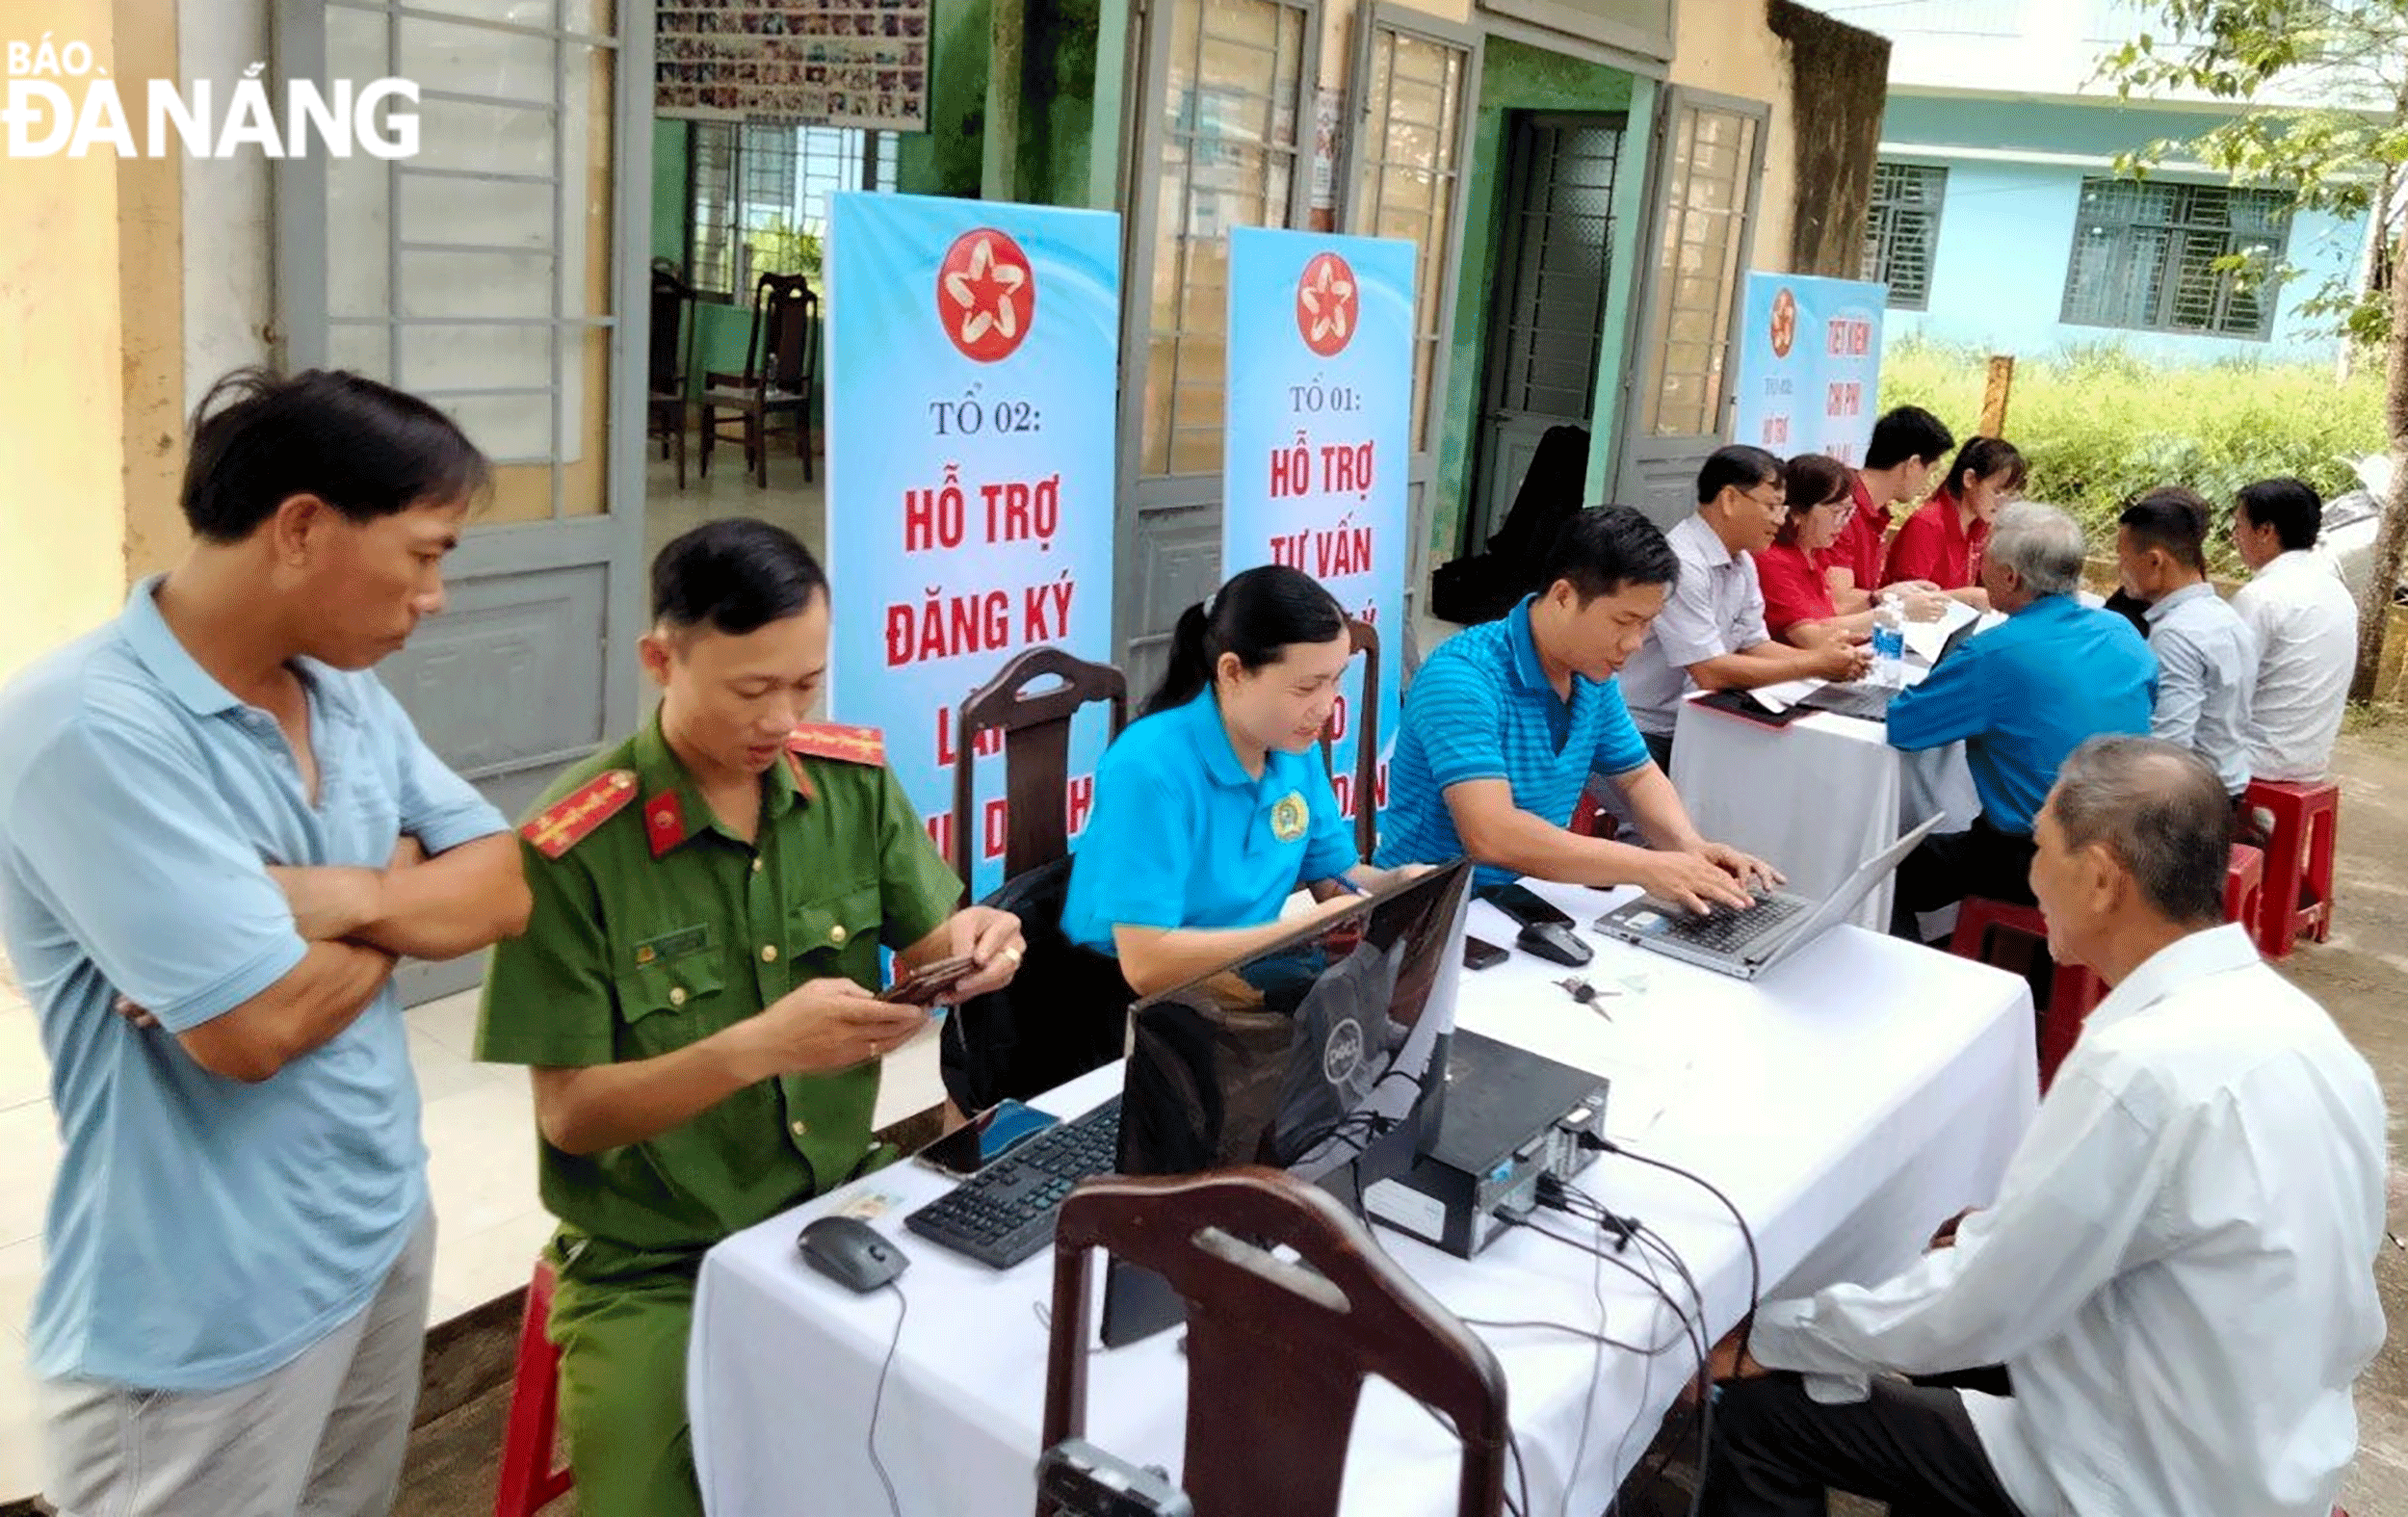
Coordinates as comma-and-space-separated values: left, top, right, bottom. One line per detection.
2144, 580, 2259, 797
1619, 512, 1769, 735
1749, 925, 2387, 1517
2233, 550, 2358, 782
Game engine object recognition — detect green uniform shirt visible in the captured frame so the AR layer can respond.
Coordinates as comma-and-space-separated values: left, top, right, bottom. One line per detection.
476, 715, 963, 1254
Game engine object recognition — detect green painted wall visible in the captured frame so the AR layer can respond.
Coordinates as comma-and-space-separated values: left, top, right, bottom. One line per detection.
653, 118, 690, 264
1430, 39, 1636, 562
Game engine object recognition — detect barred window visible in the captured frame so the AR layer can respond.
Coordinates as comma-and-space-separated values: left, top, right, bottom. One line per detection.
684, 123, 899, 298
2060, 177, 2291, 339
1860, 162, 1947, 311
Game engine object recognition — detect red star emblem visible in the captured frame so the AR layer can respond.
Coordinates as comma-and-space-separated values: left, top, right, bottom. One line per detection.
1296, 251, 1359, 358
937, 228, 1035, 363
1769, 286, 1797, 359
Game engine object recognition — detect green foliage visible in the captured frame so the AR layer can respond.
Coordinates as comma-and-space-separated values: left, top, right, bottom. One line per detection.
1880, 337, 2386, 557
2100, 0, 2408, 342
743, 216, 823, 285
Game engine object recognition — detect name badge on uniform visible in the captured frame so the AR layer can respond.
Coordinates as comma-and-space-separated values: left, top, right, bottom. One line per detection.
634, 924, 711, 966
1269, 791, 1309, 844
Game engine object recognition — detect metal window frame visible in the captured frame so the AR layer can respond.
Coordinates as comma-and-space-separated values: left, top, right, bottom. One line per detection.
1863, 159, 1948, 312
1339, 3, 1483, 635
2058, 173, 2292, 341
1113, 0, 1323, 503
1624, 84, 1768, 441
274, 0, 655, 741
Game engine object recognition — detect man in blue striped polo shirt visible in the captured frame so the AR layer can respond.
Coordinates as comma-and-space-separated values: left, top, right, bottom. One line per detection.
1378, 506, 1777, 913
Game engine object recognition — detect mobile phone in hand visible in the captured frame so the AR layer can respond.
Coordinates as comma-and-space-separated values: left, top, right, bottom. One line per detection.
878, 954, 978, 1007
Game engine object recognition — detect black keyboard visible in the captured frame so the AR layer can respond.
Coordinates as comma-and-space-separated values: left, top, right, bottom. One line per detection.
904, 1096, 1122, 1269
1662, 893, 1806, 954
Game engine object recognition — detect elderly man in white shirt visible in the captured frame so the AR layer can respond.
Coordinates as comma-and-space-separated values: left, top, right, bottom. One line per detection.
2232, 478, 2358, 783
1697, 735, 2386, 1517
2114, 487, 2258, 799
1618, 445, 1867, 768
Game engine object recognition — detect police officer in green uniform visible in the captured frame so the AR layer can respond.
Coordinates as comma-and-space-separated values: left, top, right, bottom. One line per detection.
476, 519, 1024, 1517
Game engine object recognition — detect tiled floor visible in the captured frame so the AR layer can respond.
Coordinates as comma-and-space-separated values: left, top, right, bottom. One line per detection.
0, 966, 946, 1503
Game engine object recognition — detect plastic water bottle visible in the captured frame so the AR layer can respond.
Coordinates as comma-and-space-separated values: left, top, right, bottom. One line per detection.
1871, 591, 1907, 689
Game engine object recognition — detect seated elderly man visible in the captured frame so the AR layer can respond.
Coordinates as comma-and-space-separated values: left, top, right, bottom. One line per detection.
1886, 502, 2157, 939
1697, 737, 2387, 1517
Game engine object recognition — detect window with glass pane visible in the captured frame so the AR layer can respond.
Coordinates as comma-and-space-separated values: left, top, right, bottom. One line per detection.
1355, 24, 1470, 453
686, 123, 899, 297
1139, 0, 1309, 478
1641, 103, 1759, 438
1861, 161, 1946, 311
2059, 177, 2290, 338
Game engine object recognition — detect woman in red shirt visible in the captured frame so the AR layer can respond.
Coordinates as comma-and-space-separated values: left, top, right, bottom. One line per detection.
1755, 454, 1943, 645
1880, 435, 2027, 607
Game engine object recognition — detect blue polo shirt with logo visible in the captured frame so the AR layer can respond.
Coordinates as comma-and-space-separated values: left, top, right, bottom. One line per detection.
1375, 596, 1653, 887
1062, 688, 1357, 953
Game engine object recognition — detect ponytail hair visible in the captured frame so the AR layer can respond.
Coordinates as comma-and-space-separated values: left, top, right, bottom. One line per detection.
1941, 435, 2028, 501
1141, 563, 1348, 719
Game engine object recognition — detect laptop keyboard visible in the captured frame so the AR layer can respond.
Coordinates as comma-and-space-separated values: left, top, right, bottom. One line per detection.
904, 1096, 1122, 1269
1662, 892, 1806, 954
1802, 683, 1895, 720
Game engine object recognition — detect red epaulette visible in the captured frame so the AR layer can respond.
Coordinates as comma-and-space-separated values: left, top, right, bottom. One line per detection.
786, 722, 887, 767
520, 770, 640, 859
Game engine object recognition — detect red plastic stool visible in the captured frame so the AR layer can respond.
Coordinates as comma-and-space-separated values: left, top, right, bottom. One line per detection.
2244, 777, 2340, 959
1949, 899, 2106, 1091
2224, 843, 2264, 935
494, 1259, 573, 1517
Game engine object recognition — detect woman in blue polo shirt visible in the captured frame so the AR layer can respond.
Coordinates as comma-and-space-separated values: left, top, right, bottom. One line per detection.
1062, 565, 1419, 995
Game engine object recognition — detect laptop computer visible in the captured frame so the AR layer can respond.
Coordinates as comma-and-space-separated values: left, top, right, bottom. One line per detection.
1797, 614, 1983, 721
1591, 816, 1943, 980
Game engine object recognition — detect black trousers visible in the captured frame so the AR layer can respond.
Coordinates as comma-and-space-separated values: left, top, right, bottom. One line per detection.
1699, 1373, 2024, 1517
1889, 816, 2037, 942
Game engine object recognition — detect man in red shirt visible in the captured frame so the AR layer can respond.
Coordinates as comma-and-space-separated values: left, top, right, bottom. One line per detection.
1826, 405, 1955, 611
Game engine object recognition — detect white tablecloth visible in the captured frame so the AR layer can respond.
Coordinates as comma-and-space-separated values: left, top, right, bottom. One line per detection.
689, 883, 2036, 1517
1670, 692, 1980, 932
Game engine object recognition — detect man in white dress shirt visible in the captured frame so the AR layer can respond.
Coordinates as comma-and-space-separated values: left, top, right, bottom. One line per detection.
2231, 478, 2358, 783
1697, 736, 2386, 1517
2114, 488, 2258, 801
1618, 445, 1867, 769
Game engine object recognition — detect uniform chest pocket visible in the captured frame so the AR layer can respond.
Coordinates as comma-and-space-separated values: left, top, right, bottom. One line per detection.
788, 882, 882, 964
615, 954, 728, 1027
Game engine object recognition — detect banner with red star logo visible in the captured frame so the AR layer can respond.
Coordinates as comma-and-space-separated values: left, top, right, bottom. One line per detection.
1220, 227, 1417, 836
825, 193, 1122, 900
1734, 273, 1887, 465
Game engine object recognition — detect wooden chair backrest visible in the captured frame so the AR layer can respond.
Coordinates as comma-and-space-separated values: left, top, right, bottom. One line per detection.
1042, 1168, 1509, 1517
952, 645, 1129, 881
647, 261, 693, 396
742, 272, 818, 394
1318, 616, 1383, 863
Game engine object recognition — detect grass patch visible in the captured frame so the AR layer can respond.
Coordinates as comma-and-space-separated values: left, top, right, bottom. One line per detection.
1880, 338, 2387, 560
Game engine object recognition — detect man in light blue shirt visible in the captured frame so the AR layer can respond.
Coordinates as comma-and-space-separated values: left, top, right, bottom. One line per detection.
1378, 506, 1774, 914
0, 369, 530, 1517
2114, 489, 2259, 800
1887, 502, 2157, 938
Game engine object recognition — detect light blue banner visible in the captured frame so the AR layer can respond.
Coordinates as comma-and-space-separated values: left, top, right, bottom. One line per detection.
1732, 273, 1887, 465
1220, 226, 1415, 840
826, 192, 1120, 900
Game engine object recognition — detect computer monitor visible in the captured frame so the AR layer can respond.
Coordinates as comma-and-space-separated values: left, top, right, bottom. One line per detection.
1101, 859, 1473, 1347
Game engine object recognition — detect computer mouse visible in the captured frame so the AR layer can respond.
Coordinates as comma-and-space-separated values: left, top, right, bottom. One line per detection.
1517, 920, 1592, 968
798, 1216, 910, 1294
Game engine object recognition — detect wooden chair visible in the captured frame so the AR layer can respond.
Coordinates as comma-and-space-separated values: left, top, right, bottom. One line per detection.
1317, 616, 1382, 863
1042, 1168, 1510, 1517
699, 272, 818, 488
646, 260, 695, 489
952, 644, 1129, 881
